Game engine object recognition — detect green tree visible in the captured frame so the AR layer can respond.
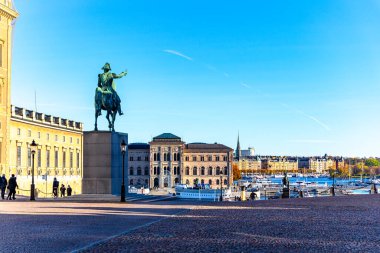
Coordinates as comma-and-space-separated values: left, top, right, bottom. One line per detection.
365, 158, 380, 167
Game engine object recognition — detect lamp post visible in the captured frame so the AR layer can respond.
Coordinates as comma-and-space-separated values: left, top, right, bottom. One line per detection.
30, 140, 37, 201
120, 139, 127, 202
219, 170, 223, 202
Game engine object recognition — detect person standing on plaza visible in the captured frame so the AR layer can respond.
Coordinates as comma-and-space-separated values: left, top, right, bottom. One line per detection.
0, 174, 7, 200
67, 185, 72, 197
7, 174, 18, 200
52, 177, 59, 198
60, 184, 66, 197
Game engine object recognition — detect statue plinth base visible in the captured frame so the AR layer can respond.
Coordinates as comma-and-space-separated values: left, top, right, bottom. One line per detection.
82, 131, 128, 195
282, 188, 290, 198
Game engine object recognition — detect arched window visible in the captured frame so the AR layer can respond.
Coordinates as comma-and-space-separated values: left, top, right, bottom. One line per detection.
137, 179, 141, 185
167, 153, 170, 161
193, 167, 198, 176
157, 153, 160, 161
145, 167, 149, 175
209, 179, 212, 185
216, 167, 221, 175
164, 153, 167, 161
208, 167, 213, 175
216, 179, 220, 185
154, 153, 157, 161
177, 153, 180, 161
157, 167, 160, 175
186, 179, 190, 185
224, 167, 228, 175
201, 167, 205, 175
130, 179, 134, 185
185, 167, 190, 175
129, 167, 134, 175
224, 179, 228, 185
137, 167, 142, 175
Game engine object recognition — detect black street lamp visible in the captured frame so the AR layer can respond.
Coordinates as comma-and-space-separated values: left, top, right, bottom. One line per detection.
120, 139, 127, 202
30, 140, 37, 201
219, 170, 223, 202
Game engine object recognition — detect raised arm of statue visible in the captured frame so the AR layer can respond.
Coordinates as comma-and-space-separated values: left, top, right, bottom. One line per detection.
112, 70, 128, 79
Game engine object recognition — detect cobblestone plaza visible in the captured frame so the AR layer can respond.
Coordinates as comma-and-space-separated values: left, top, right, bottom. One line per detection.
0, 195, 379, 252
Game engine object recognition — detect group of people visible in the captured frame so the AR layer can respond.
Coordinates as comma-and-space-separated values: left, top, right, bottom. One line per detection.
52, 177, 72, 198
0, 175, 73, 200
0, 174, 19, 200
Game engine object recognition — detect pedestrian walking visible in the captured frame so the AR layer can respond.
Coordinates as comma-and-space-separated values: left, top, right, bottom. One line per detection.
52, 178, 59, 198
67, 185, 72, 196
0, 174, 7, 200
60, 184, 66, 197
7, 174, 18, 200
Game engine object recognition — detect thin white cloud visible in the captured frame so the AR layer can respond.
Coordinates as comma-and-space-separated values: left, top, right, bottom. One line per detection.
281, 103, 331, 131
163, 49, 193, 61
241, 82, 251, 89
223, 72, 230, 78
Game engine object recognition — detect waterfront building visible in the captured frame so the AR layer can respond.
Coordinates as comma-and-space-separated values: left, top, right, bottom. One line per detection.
128, 133, 233, 190
128, 143, 150, 188
241, 147, 255, 157
149, 133, 184, 189
182, 143, 233, 188
298, 155, 339, 173
233, 156, 261, 174
261, 156, 298, 173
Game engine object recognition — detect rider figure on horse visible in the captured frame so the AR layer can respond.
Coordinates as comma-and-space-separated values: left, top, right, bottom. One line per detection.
97, 62, 127, 116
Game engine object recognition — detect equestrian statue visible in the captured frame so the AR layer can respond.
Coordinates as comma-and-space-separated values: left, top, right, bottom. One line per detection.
94, 62, 127, 131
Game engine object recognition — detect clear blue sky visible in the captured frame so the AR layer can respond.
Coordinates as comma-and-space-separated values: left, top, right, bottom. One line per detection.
11, 0, 380, 157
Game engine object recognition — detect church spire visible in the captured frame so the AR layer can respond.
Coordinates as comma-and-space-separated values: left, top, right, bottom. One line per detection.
235, 132, 241, 160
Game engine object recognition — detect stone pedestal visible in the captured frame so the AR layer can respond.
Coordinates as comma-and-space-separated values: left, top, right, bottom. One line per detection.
282, 187, 290, 198
82, 131, 128, 195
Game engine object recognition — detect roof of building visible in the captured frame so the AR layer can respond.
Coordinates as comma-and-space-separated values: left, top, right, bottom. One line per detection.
128, 143, 150, 149
184, 143, 233, 153
153, 133, 181, 140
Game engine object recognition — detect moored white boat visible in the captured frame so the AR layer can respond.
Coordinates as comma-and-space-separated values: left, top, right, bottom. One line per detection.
175, 188, 231, 200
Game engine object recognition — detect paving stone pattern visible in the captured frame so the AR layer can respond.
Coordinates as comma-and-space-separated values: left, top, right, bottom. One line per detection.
0, 198, 194, 253
83, 195, 380, 253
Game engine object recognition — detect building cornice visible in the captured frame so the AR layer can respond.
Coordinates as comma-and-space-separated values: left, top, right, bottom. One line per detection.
0, 4, 18, 19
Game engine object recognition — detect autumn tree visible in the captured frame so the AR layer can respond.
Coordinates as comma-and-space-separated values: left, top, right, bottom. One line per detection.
232, 163, 241, 181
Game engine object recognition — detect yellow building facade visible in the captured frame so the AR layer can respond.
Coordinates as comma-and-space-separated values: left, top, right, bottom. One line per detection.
8, 106, 83, 196
0, 1, 18, 178
0, 2, 84, 196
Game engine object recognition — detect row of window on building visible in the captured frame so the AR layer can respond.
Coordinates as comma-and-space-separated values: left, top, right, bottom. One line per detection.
152, 152, 181, 162
147, 153, 228, 162
16, 128, 80, 144
129, 156, 149, 161
16, 146, 80, 169
185, 155, 227, 162
128, 166, 228, 176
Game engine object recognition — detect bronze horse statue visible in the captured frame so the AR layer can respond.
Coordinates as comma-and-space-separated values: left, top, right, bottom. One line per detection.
94, 63, 127, 132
